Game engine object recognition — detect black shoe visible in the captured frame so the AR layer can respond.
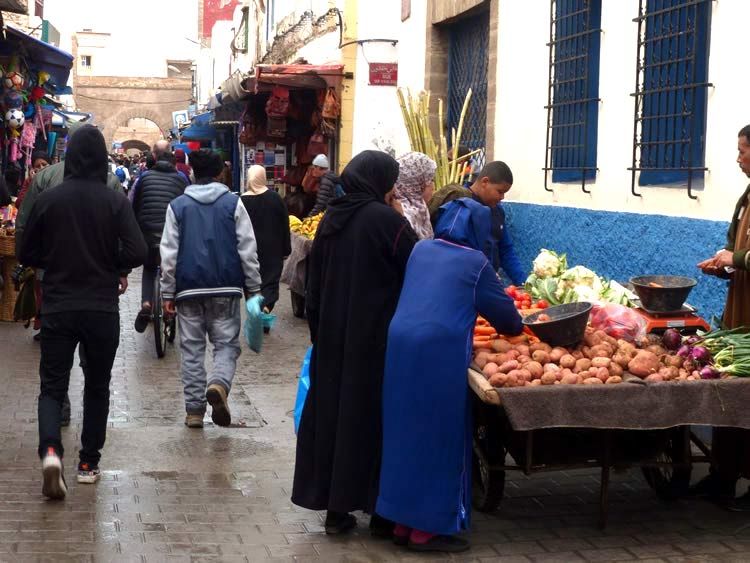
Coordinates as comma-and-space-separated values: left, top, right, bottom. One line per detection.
369, 513, 395, 538
324, 511, 356, 535
33, 331, 41, 342
408, 535, 470, 553
689, 473, 736, 500
134, 307, 151, 333
393, 533, 409, 547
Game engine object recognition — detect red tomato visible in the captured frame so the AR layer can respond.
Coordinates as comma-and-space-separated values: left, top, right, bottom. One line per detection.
513, 300, 522, 309
536, 300, 549, 309
521, 300, 532, 309
507, 285, 518, 297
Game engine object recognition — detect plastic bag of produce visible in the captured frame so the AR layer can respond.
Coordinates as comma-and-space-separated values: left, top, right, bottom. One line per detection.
294, 346, 313, 434
589, 303, 647, 342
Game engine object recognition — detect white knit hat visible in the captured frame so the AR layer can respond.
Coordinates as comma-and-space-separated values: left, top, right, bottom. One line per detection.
312, 154, 329, 168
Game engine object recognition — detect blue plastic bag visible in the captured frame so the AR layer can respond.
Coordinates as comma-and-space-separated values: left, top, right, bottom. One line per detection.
261, 312, 277, 330
244, 295, 265, 353
294, 346, 313, 434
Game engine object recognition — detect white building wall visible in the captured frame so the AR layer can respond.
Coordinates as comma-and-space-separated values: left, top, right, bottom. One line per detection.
495, 0, 750, 222
351, 0, 428, 158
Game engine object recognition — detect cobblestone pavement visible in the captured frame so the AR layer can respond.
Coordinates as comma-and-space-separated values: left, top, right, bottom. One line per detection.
0, 276, 749, 562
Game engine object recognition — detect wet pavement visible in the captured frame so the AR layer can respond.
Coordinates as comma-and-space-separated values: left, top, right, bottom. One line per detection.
0, 275, 749, 562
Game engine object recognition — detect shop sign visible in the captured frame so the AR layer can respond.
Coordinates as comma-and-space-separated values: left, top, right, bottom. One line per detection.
369, 63, 398, 86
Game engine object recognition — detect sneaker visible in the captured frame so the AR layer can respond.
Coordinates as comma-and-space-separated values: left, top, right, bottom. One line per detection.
77, 462, 101, 484
134, 306, 151, 333
184, 414, 204, 428
206, 384, 231, 427
41, 447, 67, 500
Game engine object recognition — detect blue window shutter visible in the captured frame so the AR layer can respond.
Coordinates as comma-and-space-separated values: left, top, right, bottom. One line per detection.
547, 0, 602, 185
635, 0, 712, 188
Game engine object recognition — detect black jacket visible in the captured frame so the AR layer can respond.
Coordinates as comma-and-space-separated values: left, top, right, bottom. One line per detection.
308, 172, 341, 217
133, 161, 188, 243
18, 125, 148, 314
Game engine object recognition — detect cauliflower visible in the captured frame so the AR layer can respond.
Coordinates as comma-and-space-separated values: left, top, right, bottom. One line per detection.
571, 285, 599, 302
532, 249, 567, 278
555, 266, 605, 301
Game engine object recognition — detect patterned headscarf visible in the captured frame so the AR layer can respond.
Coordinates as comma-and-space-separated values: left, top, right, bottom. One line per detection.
394, 152, 437, 240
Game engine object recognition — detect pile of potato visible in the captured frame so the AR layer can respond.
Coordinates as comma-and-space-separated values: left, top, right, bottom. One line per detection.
475, 328, 698, 388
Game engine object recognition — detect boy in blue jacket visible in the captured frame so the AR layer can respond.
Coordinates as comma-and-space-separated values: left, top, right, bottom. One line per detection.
160, 149, 261, 428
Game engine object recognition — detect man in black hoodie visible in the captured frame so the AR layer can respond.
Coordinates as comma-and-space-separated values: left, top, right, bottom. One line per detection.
19, 125, 147, 500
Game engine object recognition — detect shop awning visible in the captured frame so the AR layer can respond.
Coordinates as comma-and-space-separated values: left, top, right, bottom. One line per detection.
4, 26, 74, 92
244, 64, 345, 93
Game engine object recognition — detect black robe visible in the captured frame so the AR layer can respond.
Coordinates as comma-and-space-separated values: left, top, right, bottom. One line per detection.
240, 191, 291, 310
291, 193, 418, 513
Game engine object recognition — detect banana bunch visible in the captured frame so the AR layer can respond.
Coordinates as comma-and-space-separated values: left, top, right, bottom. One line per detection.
290, 212, 324, 240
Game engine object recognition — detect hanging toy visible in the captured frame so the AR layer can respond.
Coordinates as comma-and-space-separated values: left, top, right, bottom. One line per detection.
37, 71, 50, 86
5, 108, 25, 129
8, 128, 20, 162
4, 71, 24, 91
4, 89, 22, 109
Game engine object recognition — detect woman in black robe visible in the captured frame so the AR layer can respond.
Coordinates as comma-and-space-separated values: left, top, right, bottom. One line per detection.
291, 151, 418, 534
240, 165, 291, 313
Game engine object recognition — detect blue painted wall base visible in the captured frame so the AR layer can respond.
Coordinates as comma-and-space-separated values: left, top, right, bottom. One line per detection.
502, 202, 730, 323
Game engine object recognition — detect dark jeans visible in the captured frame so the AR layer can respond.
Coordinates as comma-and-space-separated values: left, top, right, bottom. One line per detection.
38, 311, 120, 465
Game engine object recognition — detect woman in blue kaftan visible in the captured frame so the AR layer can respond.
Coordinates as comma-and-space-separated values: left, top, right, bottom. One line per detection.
376, 197, 523, 553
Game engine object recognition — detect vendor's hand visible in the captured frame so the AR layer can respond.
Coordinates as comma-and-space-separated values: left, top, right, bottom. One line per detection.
712, 249, 734, 269
118, 276, 128, 295
163, 299, 176, 317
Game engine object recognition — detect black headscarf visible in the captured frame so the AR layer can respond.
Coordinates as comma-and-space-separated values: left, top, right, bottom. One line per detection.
340, 150, 399, 201
318, 151, 400, 238
64, 124, 109, 183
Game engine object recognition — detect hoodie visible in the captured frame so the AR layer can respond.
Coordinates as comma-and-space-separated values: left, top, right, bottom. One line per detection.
160, 181, 261, 302
18, 125, 147, 313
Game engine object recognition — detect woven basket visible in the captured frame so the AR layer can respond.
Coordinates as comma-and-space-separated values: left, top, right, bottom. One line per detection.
0, 256, 18, 322
0, 235, 15, 258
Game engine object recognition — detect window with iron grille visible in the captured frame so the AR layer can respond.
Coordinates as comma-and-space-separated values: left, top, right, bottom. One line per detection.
544, 0, 602, 192
630, 0, 712, 198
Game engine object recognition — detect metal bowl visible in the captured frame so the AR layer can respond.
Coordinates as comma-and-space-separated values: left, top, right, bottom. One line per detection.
629, 275, 697, 312
522, 302, 593, 347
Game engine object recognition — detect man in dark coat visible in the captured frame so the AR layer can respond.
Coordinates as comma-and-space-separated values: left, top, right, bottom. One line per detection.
291, 150, 418, 535
19, 125, 147, 500
131, 142, 188, 332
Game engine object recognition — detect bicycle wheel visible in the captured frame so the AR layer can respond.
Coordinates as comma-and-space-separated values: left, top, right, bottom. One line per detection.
153, 270, 167, 358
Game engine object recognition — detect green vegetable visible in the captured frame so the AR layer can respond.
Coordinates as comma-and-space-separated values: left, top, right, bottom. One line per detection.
532, 249, 567, 279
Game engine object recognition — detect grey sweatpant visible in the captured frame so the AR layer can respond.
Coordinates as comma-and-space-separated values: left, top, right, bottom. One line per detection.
177, 296, 242, 415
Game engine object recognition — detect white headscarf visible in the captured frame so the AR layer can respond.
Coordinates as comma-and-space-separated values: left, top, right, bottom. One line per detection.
244, 165, 268, 195
394, 152, 437, 240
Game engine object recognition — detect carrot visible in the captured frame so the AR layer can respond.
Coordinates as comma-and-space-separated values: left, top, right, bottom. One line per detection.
473, 340, 493, 350
506, 334, 529, 345
473, 334, 491, 342
474, 326, 496, 336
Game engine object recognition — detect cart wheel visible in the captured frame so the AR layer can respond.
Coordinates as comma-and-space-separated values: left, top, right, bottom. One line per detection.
291, 291, 306, 319
642, 429, 692, 500
472, 404, 506, 512
472, 441, 505, 512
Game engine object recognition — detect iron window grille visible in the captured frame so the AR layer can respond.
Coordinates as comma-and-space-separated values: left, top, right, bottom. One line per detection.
544, 0, 602, 193
447, 13, 489, 173
629, 0, 712, 199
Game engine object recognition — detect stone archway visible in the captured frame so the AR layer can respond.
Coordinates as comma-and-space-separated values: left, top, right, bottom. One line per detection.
73, 76, 192, 149
120, 139, 150, 153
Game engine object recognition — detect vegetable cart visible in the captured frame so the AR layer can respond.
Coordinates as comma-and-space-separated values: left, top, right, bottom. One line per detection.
468, 369, 750, 528
281, 232, 314, 318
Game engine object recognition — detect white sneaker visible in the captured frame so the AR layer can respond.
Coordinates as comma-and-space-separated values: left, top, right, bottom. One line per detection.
41, 447, 67, 500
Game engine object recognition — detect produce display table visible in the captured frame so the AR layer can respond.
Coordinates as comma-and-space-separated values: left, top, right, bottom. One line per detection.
280, 233, 314, 318
467, 369, 750, 528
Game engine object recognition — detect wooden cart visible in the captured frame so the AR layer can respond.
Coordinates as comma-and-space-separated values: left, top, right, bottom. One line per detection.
467, 369, 722, 528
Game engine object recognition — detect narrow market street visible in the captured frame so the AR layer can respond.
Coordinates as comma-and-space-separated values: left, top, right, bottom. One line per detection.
0, 276, 745, 562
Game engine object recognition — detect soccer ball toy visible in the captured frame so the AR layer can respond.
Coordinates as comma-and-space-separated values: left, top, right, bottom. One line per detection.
5, 108, 24, 129
4, 71, 24, 91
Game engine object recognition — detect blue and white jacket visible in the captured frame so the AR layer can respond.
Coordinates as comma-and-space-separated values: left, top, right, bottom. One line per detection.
160, 182, 261, 302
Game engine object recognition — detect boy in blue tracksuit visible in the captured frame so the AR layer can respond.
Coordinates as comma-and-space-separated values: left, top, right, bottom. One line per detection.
160, 149, 261, 428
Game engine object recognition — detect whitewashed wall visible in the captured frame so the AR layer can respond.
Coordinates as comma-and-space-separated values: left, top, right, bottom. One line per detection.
351, 0, 428, 158
495, 0, 750, 221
